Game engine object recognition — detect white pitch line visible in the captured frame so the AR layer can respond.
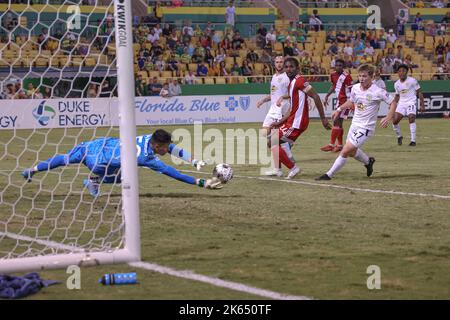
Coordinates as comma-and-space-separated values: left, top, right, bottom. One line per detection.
129, 261, 311, 300
181, 170, 450, 200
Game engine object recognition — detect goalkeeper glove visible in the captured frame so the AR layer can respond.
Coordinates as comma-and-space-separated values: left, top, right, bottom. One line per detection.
192, 159, 207, 171
197, 177, 223, 190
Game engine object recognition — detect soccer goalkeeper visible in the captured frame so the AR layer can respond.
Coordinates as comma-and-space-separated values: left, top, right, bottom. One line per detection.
21, 129, 222, 197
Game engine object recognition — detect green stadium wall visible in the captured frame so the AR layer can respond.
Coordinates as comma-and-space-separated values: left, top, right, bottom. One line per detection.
180, 81, 450, 96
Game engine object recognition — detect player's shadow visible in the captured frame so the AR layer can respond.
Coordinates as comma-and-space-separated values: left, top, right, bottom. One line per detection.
371, 173, 435, 179
139, 193, 239, 199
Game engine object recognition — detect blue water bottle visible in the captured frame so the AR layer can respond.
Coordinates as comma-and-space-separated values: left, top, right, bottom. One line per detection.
98, 272, 137, 285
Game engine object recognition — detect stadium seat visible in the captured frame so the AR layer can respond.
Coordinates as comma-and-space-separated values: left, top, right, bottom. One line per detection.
35, 57, 49, 67
204, 77, 215, 85
215, 77, 226, 84
149, 71, 160, 78
188, 63, 198, 72
273, 42, 283, 55
161, 71, 173, 78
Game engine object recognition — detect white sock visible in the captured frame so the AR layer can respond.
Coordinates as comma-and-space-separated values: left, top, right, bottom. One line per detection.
326, 156, 348, 178
409, 122, 416, 142
281, 142, 295, 163
393, 124, 402, 138
354, 148, 370, 165
32, 166, 39, 172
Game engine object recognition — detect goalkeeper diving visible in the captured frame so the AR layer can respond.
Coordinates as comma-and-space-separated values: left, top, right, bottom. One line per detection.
21, 129, 222, 197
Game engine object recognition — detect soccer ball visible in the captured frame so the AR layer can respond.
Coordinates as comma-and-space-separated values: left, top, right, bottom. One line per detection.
213, 163, 233, 183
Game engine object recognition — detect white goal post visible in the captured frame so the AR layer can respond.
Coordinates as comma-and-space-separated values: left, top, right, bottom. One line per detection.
0, 0, 140, 273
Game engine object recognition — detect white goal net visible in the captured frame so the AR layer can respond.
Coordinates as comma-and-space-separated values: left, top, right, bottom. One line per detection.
0, 0, 140, 272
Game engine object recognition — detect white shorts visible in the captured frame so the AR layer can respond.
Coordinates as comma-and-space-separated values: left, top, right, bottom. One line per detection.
347, 124, 374, 148
396, 103, 417, 117
262, 114, 281, 128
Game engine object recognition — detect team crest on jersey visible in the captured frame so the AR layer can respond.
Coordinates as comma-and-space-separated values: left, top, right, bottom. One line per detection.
356, 102, 366, 111
271, 85, 277, 93
400, 89, 408, 94
366, 94, 373, 102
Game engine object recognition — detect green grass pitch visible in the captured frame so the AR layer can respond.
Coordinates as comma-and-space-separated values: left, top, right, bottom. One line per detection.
0, 119, 449, 299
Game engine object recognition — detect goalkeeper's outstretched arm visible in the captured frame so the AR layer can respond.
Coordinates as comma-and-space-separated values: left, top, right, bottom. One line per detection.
142, 159, 222, 189
168, 143, 206, 171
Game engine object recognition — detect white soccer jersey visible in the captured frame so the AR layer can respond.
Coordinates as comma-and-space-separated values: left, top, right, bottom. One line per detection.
394, 76, 420, 107
268, 72, 291, 119
350, 83, 394, 131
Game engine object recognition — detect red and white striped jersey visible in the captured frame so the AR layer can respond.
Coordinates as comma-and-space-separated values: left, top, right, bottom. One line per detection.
286, 75, 310, 130
331, 71, 353, 107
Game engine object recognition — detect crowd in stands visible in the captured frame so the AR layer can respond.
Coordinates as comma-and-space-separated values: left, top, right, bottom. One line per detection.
405, 0, 450, 8
1, 1, 450, 99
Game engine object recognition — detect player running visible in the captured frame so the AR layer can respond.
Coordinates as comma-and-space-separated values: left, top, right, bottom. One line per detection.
321, 59, 353, 153
21, 129, 222, 197
256, 56, 294, 175
316, 64, 398, 181
392, 64, 425, 146
269, 57, 331, 179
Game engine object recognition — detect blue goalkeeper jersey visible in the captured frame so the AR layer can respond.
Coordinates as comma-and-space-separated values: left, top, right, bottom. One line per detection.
82, 134, 196, 185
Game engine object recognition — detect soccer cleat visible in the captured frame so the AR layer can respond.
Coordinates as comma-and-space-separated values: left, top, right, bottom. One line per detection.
397, 136, 403, 146
315, 174, 331, 181
83, 178, 100, 197
320, 144, 334, 152
264, 168, 283, 177
21, 168, 34, 183
409, 141, 416, 147
286, 166, 301, 180
365, 157, 376, 177
332, 145, 343, 153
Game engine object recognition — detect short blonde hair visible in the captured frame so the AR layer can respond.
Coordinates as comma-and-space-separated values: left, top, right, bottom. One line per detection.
358, 64, 375, 76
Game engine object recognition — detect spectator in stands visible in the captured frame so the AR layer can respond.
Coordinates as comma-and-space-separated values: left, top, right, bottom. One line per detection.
43, 87, 52, 99
214, 48, 226, 64
181, 27, 191, 46
167, 29, 179, 50
154, 55, 166, 72
283, 40, 294, 57
442, 12, 450, 24
4, 83, 16, 99
167, 53, 180, 77
370, 36, 381, 50
38, 27, 49, 49
209, 61, 220, 76
229, 62, 240, 76
147, 28, 159, 45
240, 60, 253, 79
259, 49, 272, 65
221, 37, 233, 51
343, 41, 353, 58
14, 81, 26, 99
415, 0, 425, 8
145, 56, 154, 71
154, 1, 163, 23
191, 48, 204, 64
160, 83, 170, 98
200, 35, 211, 49
169, 79, 182, 96
86, 83, 98, 98
396, 10, 408, 36
99, 79, 111, 99
326, 31, 336, 43
432, 0, 445, 8
412, 13, 424, 31
25, 83, 36, 99
257, 23, 267, 37
219, 61, 230, 76
150, 40, 164, 58
327, 41, 339, 56
172, 0, 183, 7
204, 48, 214, 66
403, 54, 418, 70
197, 62, 208, 77
182, 20, 194, 37
336, 30, 347, 43
387, 29, 397, 44
137, 52, 146, 71
232, 32, 244, 50
184, 70, 197, 84
425, 21, 438, 36
265, 28, 276, 48
225, 1, 236, 27
246, 49, 259, 64
446, 46, 450, 64
135, 74, 147, 97
354, 39, 365, 57
300, 52, 311, 74
162, 23, 172, 37
212, 31, 222, 48
204, 21, 215, 37
309, 9, 323, 32
149, 77, 162, 95
436, 40, 446, 64
364, 41, 375, 56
